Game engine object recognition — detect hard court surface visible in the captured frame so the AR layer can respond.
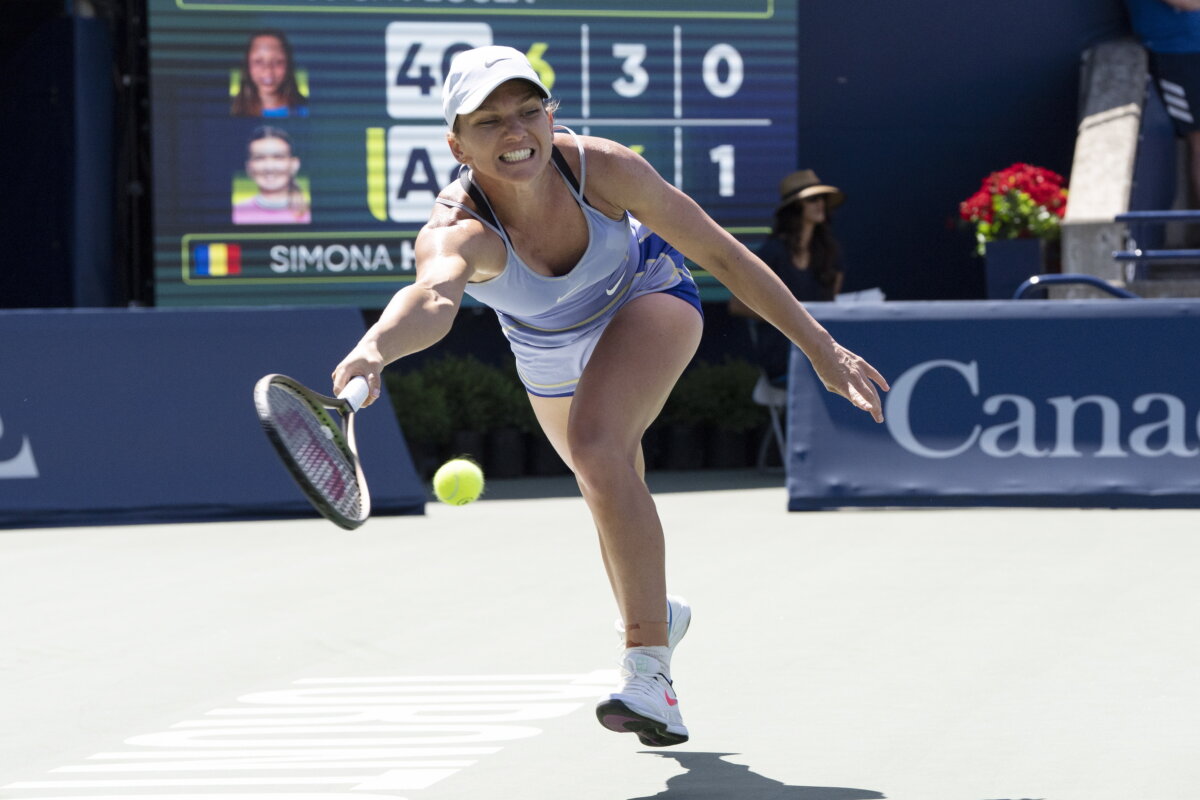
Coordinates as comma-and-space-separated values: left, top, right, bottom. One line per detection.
3, 471, 1199, 800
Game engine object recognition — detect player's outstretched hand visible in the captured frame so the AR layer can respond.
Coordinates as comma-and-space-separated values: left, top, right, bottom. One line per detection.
809, 342, 889, 423
332, 342, 385, 408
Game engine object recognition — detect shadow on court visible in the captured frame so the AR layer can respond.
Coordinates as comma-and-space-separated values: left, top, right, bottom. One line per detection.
628, 752, 884, 800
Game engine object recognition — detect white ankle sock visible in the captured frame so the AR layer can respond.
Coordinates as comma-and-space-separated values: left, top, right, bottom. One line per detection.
625, 645, 672, 677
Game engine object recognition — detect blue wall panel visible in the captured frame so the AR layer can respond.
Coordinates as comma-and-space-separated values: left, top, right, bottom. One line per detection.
0, 307, 424, 527
788, 300, 1200, 509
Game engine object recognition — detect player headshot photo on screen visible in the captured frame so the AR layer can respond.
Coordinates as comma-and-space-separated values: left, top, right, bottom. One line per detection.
230, 29, 309, 119
231, 126, 311, 225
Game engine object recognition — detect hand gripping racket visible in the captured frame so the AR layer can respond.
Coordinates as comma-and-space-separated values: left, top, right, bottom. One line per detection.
254, 374, 371, 530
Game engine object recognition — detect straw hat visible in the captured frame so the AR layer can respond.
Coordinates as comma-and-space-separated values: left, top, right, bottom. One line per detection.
776, 169, 845, 210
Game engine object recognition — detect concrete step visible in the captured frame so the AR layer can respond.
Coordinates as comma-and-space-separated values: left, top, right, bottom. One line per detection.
1127, 276, 1200, 298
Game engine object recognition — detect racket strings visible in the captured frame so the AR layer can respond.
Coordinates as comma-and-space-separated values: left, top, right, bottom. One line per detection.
267, 385, 364, 520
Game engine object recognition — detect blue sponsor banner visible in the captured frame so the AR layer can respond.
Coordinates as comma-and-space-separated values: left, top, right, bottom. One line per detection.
0, 307, 424, 527
788, 300, 1200, 510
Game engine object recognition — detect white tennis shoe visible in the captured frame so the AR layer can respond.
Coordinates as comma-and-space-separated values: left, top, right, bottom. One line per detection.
597, 595, 692, 746
595, 648, 688, 746
664, 594, 691, 654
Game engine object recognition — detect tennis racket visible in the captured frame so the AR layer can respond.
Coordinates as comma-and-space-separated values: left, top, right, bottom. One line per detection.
254, 373, 371, 530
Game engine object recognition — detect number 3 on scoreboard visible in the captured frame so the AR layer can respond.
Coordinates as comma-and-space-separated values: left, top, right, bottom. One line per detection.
386, 23, 493, 121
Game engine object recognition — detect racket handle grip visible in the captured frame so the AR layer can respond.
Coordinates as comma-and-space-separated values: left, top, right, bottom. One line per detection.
340, 375, 370, 412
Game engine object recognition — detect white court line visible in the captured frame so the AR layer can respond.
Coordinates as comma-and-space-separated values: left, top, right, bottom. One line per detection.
3, 671, 616, 798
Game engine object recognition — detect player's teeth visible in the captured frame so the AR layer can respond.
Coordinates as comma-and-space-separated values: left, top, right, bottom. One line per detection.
501, 149, 532, 162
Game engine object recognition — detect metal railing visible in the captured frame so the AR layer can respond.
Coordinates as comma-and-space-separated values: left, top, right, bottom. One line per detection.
1113, 210, 1200, 268
1013, 273, 1140, 300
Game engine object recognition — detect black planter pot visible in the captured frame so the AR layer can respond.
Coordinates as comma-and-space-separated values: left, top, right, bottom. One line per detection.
404, 440, 441, 481
451, 430, 486, 464
662, 424, 705, 470
706, 428, 751, 468
985, 238, 1044, 299
527, 432, 571, 475
641, 424, 665, 470
485, 428, 527, 478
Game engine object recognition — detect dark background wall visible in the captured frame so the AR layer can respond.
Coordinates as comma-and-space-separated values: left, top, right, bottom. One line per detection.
796, 0, 1129, 300
0, 0, 1132, 309
0, 0, 122, 309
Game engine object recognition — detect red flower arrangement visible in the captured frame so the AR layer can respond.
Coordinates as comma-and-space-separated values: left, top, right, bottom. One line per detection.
959, 163, 1068, 255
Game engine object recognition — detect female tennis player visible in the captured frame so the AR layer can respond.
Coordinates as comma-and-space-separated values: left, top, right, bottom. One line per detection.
332, 45, 888, 747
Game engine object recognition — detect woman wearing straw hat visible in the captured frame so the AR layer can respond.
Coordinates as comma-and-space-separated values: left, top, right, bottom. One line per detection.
332, 46, 887, 748
731, 169, 847, 386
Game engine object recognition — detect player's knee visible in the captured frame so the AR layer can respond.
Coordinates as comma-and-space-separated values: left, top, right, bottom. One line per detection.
568, 428, 635, 489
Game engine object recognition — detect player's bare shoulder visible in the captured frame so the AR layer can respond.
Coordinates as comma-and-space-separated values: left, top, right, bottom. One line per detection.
553, 131, 645, 175
416, 183, 506, 281
552, 131, 651, 218
423, 181, 477, 232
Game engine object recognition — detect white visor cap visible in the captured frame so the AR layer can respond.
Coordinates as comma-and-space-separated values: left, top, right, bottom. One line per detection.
442, 45, 550, 126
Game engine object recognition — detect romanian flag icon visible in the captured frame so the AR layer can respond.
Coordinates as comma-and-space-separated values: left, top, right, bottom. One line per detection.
194, 243, 242, 276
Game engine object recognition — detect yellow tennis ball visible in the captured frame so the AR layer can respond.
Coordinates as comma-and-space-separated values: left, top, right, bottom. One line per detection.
432, 458, 485, 505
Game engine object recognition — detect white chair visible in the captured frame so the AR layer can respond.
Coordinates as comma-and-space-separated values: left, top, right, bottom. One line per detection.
752, 373, 787, 471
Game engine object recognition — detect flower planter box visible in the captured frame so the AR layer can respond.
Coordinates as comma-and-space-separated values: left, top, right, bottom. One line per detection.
985, 238, 1044, 299
961, 164, 1067, 298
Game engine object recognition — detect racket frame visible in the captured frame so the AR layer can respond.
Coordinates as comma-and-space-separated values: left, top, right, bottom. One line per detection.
254, 373, 371, 530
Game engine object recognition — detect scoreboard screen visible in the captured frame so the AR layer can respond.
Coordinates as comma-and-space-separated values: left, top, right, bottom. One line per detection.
148, 0, 797, 307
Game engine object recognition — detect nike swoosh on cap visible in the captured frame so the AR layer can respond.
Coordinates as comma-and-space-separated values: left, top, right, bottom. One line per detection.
483, 57, 511, 68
